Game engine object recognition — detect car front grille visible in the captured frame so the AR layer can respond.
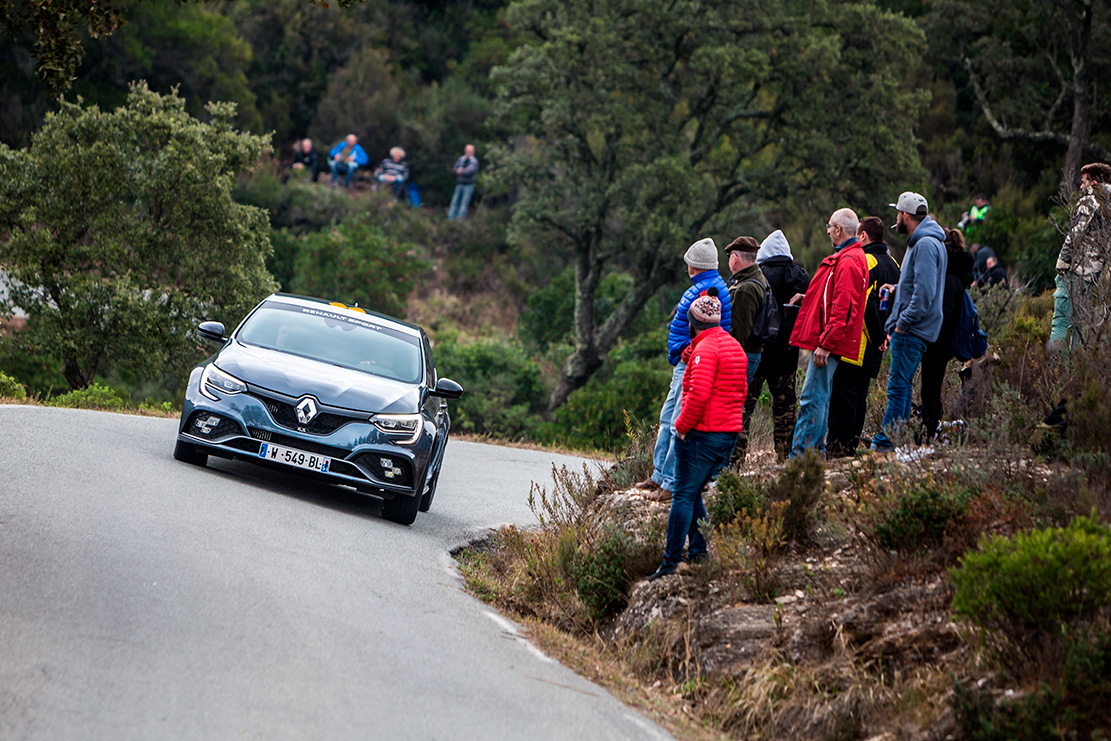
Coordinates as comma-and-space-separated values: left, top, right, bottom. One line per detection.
248, 392, 363, 435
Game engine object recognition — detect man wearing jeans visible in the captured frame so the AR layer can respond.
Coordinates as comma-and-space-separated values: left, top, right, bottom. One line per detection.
649, 288, 746, 581
637, 238, 731, 501
447, 144, 479, 220
871, 192, 947, 453
787, 208, 869, 458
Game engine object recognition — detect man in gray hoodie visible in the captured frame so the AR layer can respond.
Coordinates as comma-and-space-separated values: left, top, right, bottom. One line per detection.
871, 192, 947, 453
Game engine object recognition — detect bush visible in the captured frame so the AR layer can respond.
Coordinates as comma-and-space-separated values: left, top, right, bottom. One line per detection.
950, 513, 1111, 644
603, 412, 657, 493
767, 449, 825, 544
48, 383, 127, 410
572, 527, 632, 621
434, 337, 547, 439
708, 470, 767, 528
0, 371, 27, 399
952, 632, 1111, 740
875, 478, 973, 552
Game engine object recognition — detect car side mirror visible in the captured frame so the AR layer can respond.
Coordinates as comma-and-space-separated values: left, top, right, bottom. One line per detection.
430, 377, 463, 400
198, 321, 226, 343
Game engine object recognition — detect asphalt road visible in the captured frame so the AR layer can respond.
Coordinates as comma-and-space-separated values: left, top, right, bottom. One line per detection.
0, 406, 669, 740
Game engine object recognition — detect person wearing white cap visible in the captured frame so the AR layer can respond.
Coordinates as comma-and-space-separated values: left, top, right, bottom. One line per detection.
870, 191, 947, 453
636, 238, 732, 500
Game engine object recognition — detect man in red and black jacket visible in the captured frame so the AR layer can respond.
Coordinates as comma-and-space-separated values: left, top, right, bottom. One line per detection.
787, 207, 869, 458
649, 288, 747, 581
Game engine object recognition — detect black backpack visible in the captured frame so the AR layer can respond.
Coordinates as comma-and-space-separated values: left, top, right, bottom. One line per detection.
742, 278, 781, 343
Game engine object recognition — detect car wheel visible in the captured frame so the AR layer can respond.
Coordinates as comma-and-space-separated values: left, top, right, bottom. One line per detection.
418, 470, 439, 513
382, 493, 420, 525
173, 440, 208, 466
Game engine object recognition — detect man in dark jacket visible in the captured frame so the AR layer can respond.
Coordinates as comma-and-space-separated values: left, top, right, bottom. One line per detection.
871, 191, 947, 453
447, 144, 479, 221
732, 230, 809, 463
724, 235, 768, 467
291, 138, 319, 181
826, 217, 900, 457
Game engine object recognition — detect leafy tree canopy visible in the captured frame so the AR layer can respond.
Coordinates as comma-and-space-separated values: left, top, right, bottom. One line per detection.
0, 82, 277, 388
493, 0, 928, 410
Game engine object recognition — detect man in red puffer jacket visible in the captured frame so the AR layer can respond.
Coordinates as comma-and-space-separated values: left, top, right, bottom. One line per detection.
649, 288, 747, 581
787, 207, 869, 458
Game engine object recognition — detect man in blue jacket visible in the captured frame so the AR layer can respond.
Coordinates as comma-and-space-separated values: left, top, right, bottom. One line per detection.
328, 134, 369, 188
636, 238, 731, 501
871, 192, 947, 453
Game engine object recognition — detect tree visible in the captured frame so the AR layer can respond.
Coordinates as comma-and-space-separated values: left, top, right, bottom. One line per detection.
493, 0, 927, 411
0, 0, 368, 95
0, 82, 276, 389
929, 0, 1111, 187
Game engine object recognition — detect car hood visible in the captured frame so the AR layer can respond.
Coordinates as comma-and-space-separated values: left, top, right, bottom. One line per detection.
214, 341, 421, 414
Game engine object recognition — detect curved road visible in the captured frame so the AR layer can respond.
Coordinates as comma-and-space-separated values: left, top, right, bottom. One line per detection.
0, 406, 668, 740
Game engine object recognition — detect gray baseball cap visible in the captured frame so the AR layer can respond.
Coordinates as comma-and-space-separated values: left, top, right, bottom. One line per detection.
889, 191, 929, 216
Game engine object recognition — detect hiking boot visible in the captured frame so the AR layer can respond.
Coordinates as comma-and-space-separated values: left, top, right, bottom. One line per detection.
634, 479, 659, 491
645, 487, 672, 503
648, 563, 678, 581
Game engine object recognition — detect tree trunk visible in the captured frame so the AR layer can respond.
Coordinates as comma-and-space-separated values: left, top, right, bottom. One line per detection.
1062, 0, 1093, 188
62, 354, 98, 390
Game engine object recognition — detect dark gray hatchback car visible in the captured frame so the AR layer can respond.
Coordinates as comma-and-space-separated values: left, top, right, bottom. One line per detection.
173, 294, 463, 525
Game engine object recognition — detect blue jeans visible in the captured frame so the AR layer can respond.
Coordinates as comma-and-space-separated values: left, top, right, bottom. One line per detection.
448, 183, 475, 220
872, 332, 928, 451
662, 430, 738, 568
330, 161, 358, 187
789, 354, 840, 458
651, 361, 686, 491
745, 352, 762, 386
1049, 273, 1086, 348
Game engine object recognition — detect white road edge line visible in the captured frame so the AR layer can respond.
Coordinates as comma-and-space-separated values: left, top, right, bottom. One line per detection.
484, 610, 554, 663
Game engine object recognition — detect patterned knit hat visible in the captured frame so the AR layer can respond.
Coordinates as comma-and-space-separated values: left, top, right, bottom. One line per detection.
684, 238, 719, 270
688, 287, 722, 325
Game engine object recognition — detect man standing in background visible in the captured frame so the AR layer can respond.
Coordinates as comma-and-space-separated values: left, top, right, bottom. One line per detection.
448, 144, 479, 221
723, 235, 768, 467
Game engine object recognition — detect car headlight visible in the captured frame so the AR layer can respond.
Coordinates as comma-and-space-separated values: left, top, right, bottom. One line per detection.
371, 413, 422, 444
200, 364, 247, 401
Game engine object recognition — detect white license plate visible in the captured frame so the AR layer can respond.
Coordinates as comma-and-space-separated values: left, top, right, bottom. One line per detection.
257, 442, 332, 473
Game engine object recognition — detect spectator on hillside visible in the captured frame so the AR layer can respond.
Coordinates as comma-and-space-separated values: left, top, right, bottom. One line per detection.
958, 192, 992, 242
648, 288, 746, 581
871, 192, 947, 453
723, 235, 767, 467
787, 208, 869, 458
826, 216, 901, 458
447, 144, 479, 221
375, 147, 409, 199
635, 239, 732, 502
328, 134, 369, 189
919, 228, 974, 440
979, 255, 1009, 288
732, 230, 810, 463
1050, 162, 1111, 349
291, 138, 319, 182
969, 242, 996, 285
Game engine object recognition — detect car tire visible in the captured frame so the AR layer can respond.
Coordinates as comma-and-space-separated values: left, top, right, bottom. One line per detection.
382, 492, 420, 525
418, 470, 439, 513
173, 440, 208, 466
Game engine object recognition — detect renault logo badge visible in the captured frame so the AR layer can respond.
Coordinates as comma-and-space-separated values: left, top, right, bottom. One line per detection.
295, 397, 319, 424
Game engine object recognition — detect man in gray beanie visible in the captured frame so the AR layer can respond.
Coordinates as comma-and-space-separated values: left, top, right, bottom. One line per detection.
636, 238, 732, 501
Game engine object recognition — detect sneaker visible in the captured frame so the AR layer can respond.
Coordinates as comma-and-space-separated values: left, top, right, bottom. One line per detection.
648, 563, 678, 581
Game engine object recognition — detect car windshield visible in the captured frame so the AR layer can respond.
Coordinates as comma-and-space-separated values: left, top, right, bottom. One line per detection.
236, 302, 423, 383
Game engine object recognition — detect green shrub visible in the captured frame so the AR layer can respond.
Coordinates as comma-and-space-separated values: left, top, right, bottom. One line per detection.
708, 470, 767, 528
767, 448, 825, 544
572, 527, 632, 621
950, 513, 1111, 640
48, 383, 127, 410
875, 479, 972, 551
952, 632, 1111, 740
603, 412, 657, 492
0, 371, 27, 399
434, 337, 547, 439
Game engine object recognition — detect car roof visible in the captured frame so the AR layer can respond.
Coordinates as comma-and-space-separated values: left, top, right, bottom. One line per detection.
263, 293, 424, 339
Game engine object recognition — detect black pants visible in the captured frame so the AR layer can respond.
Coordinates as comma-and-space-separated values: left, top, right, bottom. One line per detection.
826, 361, 878, 457
919, 342, 953, 440
733, 364, 797, 465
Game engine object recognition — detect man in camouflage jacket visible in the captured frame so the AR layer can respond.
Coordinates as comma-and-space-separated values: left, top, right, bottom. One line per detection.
1051, 162, 1111, 347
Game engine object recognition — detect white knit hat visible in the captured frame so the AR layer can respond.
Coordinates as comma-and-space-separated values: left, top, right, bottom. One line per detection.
684, 237, 719, 270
